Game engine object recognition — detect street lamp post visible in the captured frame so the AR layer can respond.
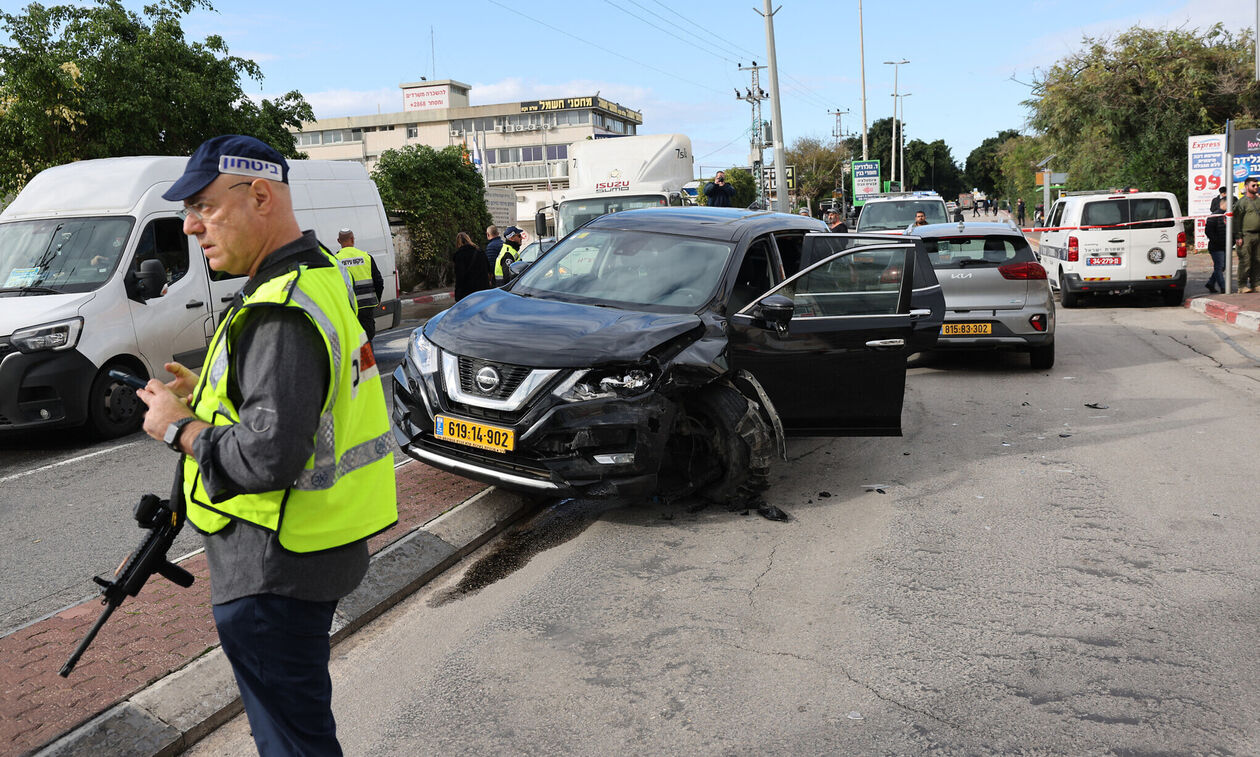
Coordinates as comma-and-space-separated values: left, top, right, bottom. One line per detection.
859, 0, 868, 159
899, 93, 912, 189
883, 59, 908, 191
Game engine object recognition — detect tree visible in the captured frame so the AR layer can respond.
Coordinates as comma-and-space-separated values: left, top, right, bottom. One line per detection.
372, 144, 491, 290
844, 117, 898, 190
995, 134, 1048, 216
1027, 24, 1260, 195
964, 129, 1021, 196
785, 136, 851, 212
0, 0, 313, 196
904, 138, 965, 197
697, 167, 756, 208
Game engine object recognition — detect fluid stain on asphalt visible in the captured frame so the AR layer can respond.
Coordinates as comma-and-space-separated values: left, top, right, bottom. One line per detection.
428, 499, 596, 606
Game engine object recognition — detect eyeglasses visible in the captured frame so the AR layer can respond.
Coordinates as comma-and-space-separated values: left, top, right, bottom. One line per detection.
177, 182, 252, 222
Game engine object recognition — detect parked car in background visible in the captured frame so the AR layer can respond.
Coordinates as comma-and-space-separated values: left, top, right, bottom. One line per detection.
856, 192, 950, 233
906, 221, 1055, 369
392, 207, 946, 502
516, 236, 557, 265
1037, 190, 1186, 307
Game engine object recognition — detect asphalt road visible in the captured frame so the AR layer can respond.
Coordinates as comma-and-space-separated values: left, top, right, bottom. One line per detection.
0, 318, 426, 636
191, 298, 1260, 755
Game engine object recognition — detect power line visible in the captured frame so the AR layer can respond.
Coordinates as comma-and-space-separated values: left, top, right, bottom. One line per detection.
618, 0, 740, 63
484, 0, 728, 97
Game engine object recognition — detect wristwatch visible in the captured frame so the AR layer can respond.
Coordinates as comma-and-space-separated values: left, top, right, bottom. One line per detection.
164, 416, 196, 453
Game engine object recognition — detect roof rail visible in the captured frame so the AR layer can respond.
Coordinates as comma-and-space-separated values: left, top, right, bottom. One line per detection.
1063, 188, 1141, 196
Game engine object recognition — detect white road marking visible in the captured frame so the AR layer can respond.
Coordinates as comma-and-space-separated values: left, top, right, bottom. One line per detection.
0, 440, 145, 485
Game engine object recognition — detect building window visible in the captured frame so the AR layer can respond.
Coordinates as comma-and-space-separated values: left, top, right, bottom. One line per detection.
521, 146, 543, 162
406, 125, 418, 139
546, 144, 567, 161
296, 131, 321, 147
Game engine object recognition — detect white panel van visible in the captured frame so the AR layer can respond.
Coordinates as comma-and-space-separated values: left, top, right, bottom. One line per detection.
0, 157, 400, 438
1038, 190, 1186, 307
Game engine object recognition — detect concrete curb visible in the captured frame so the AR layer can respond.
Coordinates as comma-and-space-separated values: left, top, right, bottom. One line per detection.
33, 487, 537, 757
1185, 295, 1260, 332
406, 291, 453, 305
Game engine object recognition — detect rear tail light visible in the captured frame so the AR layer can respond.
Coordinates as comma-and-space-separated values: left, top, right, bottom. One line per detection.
1067, 236, 1079, 262
1028, 313, 1047, 332
998, 262, 1048, 280
1176, 231, 1187, 258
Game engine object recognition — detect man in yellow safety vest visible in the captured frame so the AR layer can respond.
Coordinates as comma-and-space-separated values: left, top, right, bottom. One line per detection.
334, 228, 384, 340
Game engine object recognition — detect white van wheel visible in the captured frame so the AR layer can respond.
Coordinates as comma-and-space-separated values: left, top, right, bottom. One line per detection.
87, 364, 146, 439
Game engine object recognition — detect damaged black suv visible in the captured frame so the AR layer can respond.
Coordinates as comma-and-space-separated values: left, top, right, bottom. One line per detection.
390, 207, 945, 501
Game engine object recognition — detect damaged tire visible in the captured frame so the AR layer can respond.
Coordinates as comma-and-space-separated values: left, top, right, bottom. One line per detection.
658, 384, 774, 504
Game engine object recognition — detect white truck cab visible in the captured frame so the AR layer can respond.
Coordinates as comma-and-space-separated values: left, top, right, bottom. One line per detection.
0, 156, 399, 438
1038, 190, 1186, 307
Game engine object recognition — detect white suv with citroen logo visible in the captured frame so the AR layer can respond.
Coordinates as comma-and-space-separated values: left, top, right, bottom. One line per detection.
1037, 190, 1187, 307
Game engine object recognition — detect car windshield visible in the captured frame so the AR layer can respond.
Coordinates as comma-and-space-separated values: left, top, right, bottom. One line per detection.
517, 239, 554, 264
922, 235, 1033, 267
857, 200, 948, 231
557, 195, 668, 235
513, 228, 734, 310
0, 217, 134, 295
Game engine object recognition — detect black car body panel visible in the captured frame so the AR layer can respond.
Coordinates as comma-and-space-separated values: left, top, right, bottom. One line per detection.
392, 207, 946, 500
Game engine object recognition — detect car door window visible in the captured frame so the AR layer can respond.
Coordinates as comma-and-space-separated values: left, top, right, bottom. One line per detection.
772, 232, 805, 278
1130, 198, 1175, 229
782, 247, 908, 317
1081, 200, 1128, 229
134, 218, 191, 288
728, 237, 776, 313
1048, 202, 1065, 229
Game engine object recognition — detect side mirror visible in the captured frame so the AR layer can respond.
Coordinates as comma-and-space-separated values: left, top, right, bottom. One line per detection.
534, 210, 547, 238
507, 260, 530, 279
136, 259, 166, 300
756, 294, 794, 335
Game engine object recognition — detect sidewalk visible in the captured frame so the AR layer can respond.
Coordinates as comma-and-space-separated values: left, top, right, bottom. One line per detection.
5, 464, 536, 757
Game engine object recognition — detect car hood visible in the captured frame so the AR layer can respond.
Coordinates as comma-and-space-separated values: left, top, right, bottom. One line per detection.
0, 291, 95, 337
425, 288, 703, 368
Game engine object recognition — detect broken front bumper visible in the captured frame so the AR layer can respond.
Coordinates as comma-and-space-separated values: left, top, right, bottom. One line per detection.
390, 364, 677, 499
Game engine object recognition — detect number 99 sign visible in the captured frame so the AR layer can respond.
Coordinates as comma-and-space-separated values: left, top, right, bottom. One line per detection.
1193, 173, 1222, 191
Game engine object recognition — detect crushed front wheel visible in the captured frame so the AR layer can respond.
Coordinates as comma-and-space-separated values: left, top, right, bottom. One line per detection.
658, 384, 774, 504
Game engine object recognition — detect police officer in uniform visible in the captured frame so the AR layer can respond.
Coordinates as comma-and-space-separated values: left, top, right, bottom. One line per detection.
1233, 176, 1260, 292
334, 228, 384, 341
137, 135, 398, 756
495, 226, 524, 285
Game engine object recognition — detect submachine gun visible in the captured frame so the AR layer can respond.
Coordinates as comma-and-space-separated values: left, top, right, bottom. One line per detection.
60, 372, 195, 677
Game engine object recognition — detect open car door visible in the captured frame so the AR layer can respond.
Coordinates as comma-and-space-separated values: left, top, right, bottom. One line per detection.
727, 233, 944, 436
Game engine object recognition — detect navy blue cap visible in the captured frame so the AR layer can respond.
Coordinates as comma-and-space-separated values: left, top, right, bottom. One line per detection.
504, 226, 524, 237
162, 135, 289, 202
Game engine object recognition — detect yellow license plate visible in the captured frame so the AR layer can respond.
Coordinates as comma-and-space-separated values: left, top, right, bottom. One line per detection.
942, 323, 992, 335
434, 415, 514, 453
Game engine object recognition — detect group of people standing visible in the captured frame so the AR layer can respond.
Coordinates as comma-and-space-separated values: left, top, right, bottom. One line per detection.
452, 224, 524, 301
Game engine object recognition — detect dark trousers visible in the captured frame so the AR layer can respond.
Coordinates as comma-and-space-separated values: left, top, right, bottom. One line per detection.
1208, 247, 1226, 291
213, 595, 342, 757
357, 309, 376, 342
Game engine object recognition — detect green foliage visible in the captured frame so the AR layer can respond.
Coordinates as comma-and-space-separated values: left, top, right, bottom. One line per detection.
995, 134, 1048, 216
372, 144, 491, 290
904, 138, 965, 197
697, 167, 756, 208
964, 129, 1021, 196
0, 0, 313, 196
785, 136, 850, 212
1027, 23, 1260, 195
844, 117, 899, 189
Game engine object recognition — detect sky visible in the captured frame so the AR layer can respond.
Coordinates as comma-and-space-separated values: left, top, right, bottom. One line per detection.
38, 0, 1258, 176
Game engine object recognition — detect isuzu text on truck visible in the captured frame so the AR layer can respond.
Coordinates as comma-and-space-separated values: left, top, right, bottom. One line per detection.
549, 133, 694, 238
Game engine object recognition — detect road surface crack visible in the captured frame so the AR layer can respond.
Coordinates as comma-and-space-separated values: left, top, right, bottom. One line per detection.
748, 544, 778, 607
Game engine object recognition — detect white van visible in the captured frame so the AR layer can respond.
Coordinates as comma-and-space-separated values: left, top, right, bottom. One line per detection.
1038, 190, 1186, 307
0, 157, 400, 438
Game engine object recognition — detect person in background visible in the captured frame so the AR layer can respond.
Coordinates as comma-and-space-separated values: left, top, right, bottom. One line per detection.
485, 225, 504, 270
912, 210, 928, 226
495, 226, 524, 285
453, 231, 491, 300
1016, 198, 1026, 227
335, 228, 384, 341
1232, 176, 1260, 292
704, 171, 737, 207
1205, 199, 1227, 294
137, 134, 397, 756
825, 209, 848, 233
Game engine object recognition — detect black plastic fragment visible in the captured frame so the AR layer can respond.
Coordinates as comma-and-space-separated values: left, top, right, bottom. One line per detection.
818, 491, 832, 498
757, 504, 790, 521
1085, 402, 1109, 409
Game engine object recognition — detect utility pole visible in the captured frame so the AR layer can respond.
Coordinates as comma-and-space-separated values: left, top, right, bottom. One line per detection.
758, 0, 789, 212
737, 63, 768, 207
858, 0, 868, 160
883, 59, 909, 192
830, 108, 851, 212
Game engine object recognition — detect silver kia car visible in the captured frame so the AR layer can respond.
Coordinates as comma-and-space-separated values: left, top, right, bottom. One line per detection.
905, 221, 1055, 369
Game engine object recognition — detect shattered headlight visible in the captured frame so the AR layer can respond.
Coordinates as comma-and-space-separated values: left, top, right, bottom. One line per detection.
406, 330, 440, 375
556, 367, 655, 403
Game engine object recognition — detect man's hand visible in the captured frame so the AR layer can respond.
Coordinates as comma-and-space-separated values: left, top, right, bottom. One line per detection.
137, 381, 208, 453
163, 361, 198, 400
